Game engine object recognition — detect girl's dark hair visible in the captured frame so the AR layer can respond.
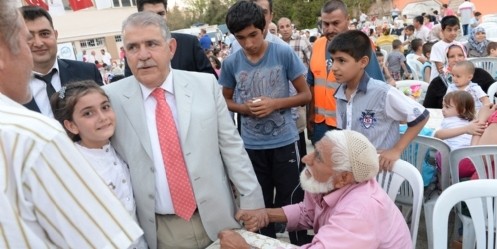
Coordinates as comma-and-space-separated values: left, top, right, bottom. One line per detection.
209, 55, 221, 69
50, 80, 108, 141
443, 91, 475, 121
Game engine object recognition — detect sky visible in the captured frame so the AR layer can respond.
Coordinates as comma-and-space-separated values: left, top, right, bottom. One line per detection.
169, 0, 186, 8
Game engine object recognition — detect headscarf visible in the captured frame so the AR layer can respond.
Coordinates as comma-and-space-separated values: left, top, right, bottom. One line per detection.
468, 26, 489, 54
442, 44, 467, 85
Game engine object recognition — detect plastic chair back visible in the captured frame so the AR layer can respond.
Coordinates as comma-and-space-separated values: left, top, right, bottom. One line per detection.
377, 159, 423, 249
487, 81, 497, 104
401, 135, 451, 249
449, 145, 497, 249
406, 58, 425, 81
432, 180, 497, 249
467, 57, 497, 79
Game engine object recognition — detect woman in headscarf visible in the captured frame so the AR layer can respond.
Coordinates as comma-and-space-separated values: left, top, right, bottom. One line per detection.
423, 44, 494, 108
464, 27, 490, 57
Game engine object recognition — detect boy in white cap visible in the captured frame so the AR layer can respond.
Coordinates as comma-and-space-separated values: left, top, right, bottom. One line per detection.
220, 130, 412, 249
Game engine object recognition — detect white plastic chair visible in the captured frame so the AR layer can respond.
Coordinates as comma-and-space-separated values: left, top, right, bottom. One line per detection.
377, 159, 423, 249
449, 145, 497, 249
395, 80, 430, 104
380, 44, 393, 53
432, 180, 497, 249
380, 48, 388, 60
467, 57, 497, 79
400, 135, 451, 249
487, 81, 497, 104
406, 58, 425, 81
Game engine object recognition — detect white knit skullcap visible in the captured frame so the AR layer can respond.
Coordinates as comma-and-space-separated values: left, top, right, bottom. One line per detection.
326, 130, 379, 182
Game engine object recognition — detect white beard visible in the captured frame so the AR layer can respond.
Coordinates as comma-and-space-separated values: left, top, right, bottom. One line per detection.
299, 168, 335, 194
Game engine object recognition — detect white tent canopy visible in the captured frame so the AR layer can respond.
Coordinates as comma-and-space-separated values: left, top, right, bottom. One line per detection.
401, 1, 441, 19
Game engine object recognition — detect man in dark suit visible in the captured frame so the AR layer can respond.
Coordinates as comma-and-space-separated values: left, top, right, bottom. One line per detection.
20, 6, 103, 117
124, 0, 217, 78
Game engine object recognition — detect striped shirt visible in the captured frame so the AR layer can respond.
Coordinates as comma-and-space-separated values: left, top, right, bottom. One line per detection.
0, 93, 143, 248
335, 73, 429, 150
288, 36, 312, 68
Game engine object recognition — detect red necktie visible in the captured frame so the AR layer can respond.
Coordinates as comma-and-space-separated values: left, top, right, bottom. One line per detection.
152, 88, 196, 221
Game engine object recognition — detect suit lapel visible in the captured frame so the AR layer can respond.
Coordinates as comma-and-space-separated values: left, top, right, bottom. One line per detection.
120, 79, 154, 160
172, 70, 192, 144
57, 59, 70, 86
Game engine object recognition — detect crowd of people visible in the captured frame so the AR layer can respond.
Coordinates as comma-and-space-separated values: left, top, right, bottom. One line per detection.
2, 0, 497, 248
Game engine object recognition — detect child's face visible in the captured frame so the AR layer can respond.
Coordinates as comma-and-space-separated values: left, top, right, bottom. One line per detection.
490, 48, 497, 57
442, 25, 460, 42
377, 55, 384, 66
234, 25, 266, 57
405, 29, 413, 36
330, 51, 367, 84
451, 65, 473, 88
64, 91, 116, 148
442, 99, 459, 118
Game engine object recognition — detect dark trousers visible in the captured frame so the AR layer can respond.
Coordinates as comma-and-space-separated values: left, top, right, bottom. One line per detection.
297, 131, 307, 167
311, 122, 337, 144
462, 24, 469, 36
246, 142, 309, 245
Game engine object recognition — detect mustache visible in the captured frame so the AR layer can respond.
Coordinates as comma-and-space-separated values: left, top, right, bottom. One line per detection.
137, 60, 157, 69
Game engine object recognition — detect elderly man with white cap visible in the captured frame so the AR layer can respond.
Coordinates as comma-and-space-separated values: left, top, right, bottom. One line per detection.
219, 130, 412, 249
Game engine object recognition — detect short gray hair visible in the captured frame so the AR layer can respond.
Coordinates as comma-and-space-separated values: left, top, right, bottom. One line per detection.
0, 0, 21, 53
122, 11, 171, 41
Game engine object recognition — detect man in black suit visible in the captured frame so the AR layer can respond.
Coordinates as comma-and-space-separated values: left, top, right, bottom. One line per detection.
20, 6, 103, 117
124, 0, 217, 78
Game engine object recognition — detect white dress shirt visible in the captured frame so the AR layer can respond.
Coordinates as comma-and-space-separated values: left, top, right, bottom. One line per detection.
139, 71, 180, 214
30, 60, 62, 117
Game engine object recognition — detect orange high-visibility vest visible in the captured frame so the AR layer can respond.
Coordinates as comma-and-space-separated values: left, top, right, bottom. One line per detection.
310, 37, 340, 127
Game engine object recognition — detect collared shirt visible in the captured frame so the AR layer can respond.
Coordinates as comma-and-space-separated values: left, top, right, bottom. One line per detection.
287, 36, 312, 67
334, 73, 429, 150
30, 60, 61, 118
282, 180, 412, 249
139, 70, 178, 214
0, 93, 143, 248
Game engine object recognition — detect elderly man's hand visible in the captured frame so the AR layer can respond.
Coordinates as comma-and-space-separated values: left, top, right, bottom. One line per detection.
218, 230, 250, 249
235, 208, 269, 232
379, 148, 401, 171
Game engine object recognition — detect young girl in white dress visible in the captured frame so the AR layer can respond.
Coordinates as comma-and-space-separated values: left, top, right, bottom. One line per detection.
434, 90, 485, 179
50, 80, 147, 249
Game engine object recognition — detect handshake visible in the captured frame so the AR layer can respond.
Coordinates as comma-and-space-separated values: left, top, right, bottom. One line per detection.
235, 208, 269, 232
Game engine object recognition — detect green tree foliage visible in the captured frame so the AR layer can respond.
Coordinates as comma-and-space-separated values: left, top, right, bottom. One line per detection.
273, 0, 373, 29
184, 0, 373, 30
167, 5, 194, 30
184, 0, 236, 25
